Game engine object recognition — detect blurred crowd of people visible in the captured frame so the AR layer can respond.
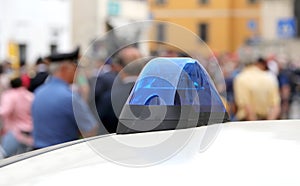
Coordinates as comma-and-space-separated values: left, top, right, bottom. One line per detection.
0, 45, 299, 159
0, 46, 146, 159
213, 51, 300, 121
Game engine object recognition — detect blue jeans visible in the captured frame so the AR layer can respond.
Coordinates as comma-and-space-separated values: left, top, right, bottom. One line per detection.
1, 132, 28, 158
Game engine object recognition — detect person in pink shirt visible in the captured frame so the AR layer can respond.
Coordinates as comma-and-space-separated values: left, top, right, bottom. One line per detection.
0, 77, 34, 158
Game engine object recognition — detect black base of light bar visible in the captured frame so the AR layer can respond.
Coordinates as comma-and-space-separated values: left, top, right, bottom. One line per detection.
116, 105, 230, 134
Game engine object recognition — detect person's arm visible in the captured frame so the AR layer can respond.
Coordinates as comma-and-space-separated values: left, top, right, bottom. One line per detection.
234, 75, 254, 120
267, 104, 280, 120
267, 77, 281, 120
81, 126, 99, 138
73, 94, 100, 137
244, 104, 257, 121
280, 84, 291, 118
0, 91, 13, 117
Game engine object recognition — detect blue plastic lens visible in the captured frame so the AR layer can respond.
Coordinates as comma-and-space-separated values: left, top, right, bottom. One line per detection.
129, 58, 226, 113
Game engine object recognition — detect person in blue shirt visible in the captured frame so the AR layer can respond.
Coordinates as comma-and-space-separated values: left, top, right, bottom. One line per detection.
32, 48, 99, 149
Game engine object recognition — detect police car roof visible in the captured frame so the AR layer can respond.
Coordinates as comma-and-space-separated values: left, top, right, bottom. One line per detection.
1, 120, 300, 186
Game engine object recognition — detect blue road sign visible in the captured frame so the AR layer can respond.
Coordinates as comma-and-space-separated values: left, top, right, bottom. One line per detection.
277, 18, 297, 38
108, 0, 120, 16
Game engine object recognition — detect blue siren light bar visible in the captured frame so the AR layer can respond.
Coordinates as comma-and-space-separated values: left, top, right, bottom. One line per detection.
116, 58, 230, 134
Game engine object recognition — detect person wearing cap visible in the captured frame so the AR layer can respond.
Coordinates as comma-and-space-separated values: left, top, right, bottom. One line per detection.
32, 48, 99, 149
234, 57, 281, 121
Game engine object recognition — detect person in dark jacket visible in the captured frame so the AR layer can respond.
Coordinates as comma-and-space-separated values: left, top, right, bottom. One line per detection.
29, 57, 49, 92
97, 47, 144, 133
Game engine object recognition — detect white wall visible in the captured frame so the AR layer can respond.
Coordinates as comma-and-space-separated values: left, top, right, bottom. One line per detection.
98, 0, 109, 36
0, 0, 71, 64
72, 0, 102, 52
0, 3, 3, 60
72, 0, 149, 55
119, 0, 149, 20
261, 0, 294, 40
106, 0, 150, 55
107, 0, 149, 27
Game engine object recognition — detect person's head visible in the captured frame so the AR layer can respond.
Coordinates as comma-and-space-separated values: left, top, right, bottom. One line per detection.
0, 64, 3, 75
160, 49, 179, 57
256, 57, 268, 71
120, 59, 145, 80
47, 47, 80, 84
239, 54, 254, 67
35, 57, 44, 65
49, 61, 77, 84
3, 60, 12, 73
112, 46, 142, 73
10, 77, 22, 88
35, 57, 49, 72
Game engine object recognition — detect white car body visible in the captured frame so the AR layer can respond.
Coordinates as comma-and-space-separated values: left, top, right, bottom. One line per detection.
1, 120, 300, 186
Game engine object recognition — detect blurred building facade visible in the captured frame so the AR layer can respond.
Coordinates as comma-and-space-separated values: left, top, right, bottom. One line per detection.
245, 0, 300, 60
261, 0, 294, 40
1, 0, 298, 65
72, 0, 150, 57
0, 0, 72, 66
149, 0, 261, 54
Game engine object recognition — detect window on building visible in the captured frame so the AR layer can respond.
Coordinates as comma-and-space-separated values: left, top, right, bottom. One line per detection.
155, 0, 167, 5
294, 0, 300, 37
18, 44, 27, 65
199, 0, 209, 5
157, 23, 166, 42
50, 44, 58, 54
198, 23, 209, 42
